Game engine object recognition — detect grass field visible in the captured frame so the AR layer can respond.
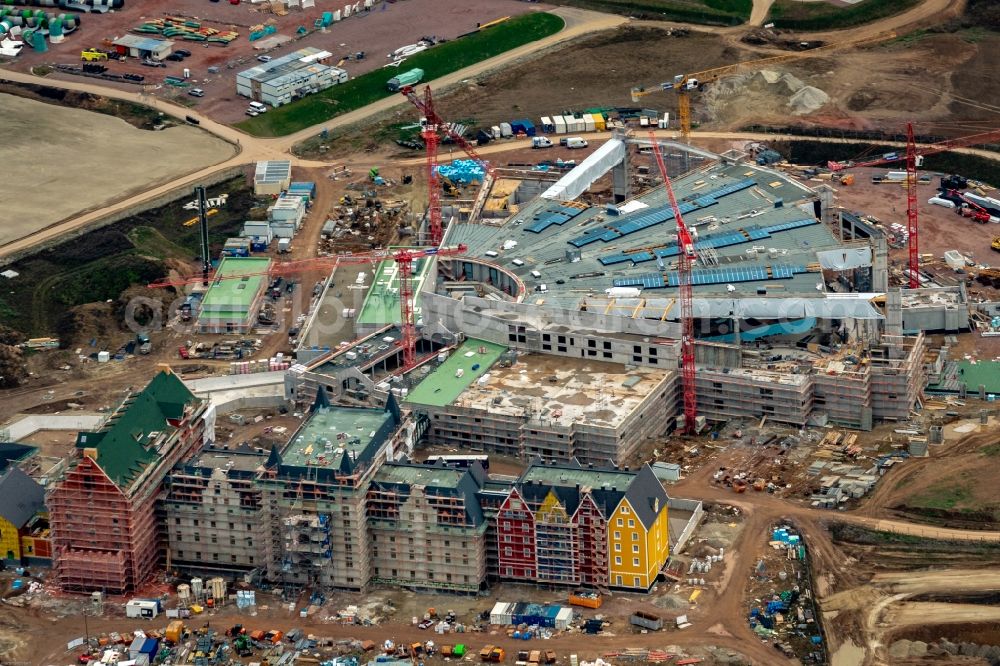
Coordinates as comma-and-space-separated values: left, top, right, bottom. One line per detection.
550, 0, 750, 25
908, 482, 973, 511
767, 0, 920, 31
0, 180, 256, 337
237, 12, 564, 138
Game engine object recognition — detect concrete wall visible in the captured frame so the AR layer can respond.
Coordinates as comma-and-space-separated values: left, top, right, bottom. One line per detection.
2, 414, 105, 441
667, 497, 703, 555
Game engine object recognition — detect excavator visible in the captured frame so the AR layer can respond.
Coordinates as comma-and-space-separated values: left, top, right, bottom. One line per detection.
440, 174, 463, 197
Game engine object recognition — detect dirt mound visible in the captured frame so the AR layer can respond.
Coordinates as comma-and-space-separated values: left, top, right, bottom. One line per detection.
701, 68, 831, 124
789, 86, 831, 116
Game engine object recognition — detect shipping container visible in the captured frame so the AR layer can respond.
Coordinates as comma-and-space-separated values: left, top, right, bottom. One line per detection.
126, 600, 160, 619
630, 611, 663, 631
386, 67, 424, 91
553, 116, 566, 134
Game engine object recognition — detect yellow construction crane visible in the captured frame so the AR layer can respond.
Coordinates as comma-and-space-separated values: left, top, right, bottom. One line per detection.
630, 31, 895, 139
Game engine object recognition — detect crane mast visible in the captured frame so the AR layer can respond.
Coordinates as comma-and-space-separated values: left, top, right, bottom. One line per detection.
647, 133, 697, 434
827, 126, 1000, 289
400, 85, 496, 245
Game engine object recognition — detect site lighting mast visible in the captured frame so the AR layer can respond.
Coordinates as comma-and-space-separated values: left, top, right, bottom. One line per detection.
647, 132, 697, 434
149, 245, 468, 371
828, 126, 1000, 289
400, 85, 496, 245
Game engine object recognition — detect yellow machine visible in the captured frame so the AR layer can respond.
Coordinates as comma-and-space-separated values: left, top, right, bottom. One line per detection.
992, 236, 1000, 252
81, 49, 108, 62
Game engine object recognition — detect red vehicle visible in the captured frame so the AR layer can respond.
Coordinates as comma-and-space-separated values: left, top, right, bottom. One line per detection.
178, 346, 189, 359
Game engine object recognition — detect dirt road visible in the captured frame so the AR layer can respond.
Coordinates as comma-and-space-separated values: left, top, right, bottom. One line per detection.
887, 602, 1000, 627
749, 0, 775, 27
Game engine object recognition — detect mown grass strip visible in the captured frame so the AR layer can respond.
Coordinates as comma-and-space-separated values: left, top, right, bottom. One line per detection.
767, 0, 920, 31
237, 12, 565, 137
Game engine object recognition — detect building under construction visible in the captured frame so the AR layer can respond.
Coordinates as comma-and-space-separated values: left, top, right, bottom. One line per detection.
48, 372, 209, 594
164, 444, 270, 578
367, 462, 488, 593
256, 390, 409, 592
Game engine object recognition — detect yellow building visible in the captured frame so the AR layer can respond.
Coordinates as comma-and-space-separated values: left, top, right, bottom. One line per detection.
606, 466, 670, 591
0, 466, 47, 563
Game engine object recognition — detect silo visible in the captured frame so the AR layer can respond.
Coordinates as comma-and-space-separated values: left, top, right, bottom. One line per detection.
190, 577, 204, 599
208, 577, 226, 603
30, 29, 45, 51
177, 584, 191, 606
48, 17, 63, 43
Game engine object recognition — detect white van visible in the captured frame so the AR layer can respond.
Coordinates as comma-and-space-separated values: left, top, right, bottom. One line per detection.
249, 101, 267, 112
565, 137, 588, 149
484, 250, 499, 258
530, 270, 542, 279
511, 259, 525, 267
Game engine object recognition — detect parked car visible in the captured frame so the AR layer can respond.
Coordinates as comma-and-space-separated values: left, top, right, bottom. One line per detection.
188, 88, 205, 97
141, 59, 166, 68
165, 53, 184, 62
175, 49, 192, 57
257, 54, 272, 63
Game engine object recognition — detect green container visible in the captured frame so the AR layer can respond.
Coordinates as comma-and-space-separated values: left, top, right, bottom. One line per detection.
453, 645, 465, 657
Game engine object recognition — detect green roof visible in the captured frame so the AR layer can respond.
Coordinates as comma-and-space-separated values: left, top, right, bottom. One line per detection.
950, 360, 1000, 394
283, 405, 394, 469
77, 371, 198, 491
357, 256, 431, 326
404, 339, 507, 407
200, 257, 271, 312
374, 464, 467, 488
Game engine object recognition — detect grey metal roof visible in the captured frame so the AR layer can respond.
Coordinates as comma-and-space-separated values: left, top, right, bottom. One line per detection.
624, 464, 669, 530
445, 160, 838, 307
0, 466, 44, 528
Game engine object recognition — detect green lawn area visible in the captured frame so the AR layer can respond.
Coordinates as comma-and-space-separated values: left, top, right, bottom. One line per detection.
551, 0, 750, 25
237, 12, 565, 138
767, 0, 920, 30
909, 482, 973, 511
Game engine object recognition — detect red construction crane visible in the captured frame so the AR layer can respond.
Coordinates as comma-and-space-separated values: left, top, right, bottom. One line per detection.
828, 126, 1000, 289
149, 244, 468, 371
400, 85, 496, 245
647, 132, 697, 434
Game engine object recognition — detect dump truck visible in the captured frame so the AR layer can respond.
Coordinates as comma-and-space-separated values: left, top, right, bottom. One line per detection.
386, 67, 424, 92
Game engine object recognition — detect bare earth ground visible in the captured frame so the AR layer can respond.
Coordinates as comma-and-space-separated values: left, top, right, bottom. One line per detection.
428, 26, 998, 142
6, 0, 547, 124
0, 92, 235, 246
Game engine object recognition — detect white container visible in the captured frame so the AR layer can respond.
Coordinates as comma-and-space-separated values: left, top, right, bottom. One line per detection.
97, 351, 110, 363
944, 250, 966, 271
553, 116, 566, 134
